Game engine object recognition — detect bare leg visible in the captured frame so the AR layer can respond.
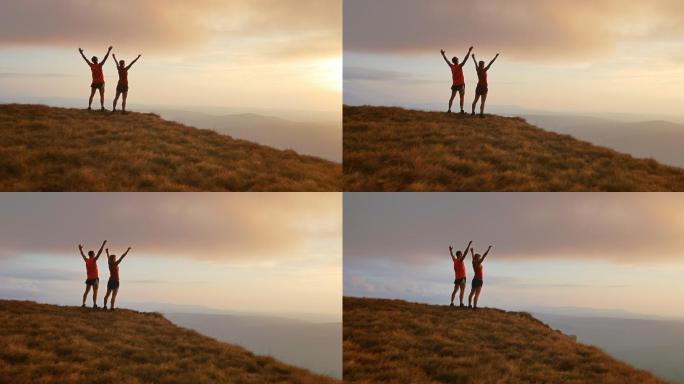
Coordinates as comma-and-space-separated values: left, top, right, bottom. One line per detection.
113, 91, 121, 111
82, 285, 91, 305
88, 88, 96, 109
472, 94, 481, 115
111, 288, 119, 309
458, 89, 465, 112
98, 87, 105, 109
480, 94, 488, 116
450, 285, 458, 304
448, 90, 457, 112
458, 282, 466, 305
103, 288, 112, 307
468, 286, 475, 307
122, 92, 128, 113
473, 287, 482, 308
92, 284, 99, 306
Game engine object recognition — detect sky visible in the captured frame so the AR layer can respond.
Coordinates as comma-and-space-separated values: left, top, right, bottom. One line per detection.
0, 193, 342, 319
344, 193, 684, 319
0, 0, 341, 119
344, 0, 684, 117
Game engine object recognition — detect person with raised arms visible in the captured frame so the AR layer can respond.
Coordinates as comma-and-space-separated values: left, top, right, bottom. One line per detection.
112, 53, 142, 114
470, 53, 499, 118
78, 46, 113, 111
468, 245, 492, 309
78, 240, 107, 308
103, 246, 131, 310
440, 46, 473, 114
449, 240, 472, 308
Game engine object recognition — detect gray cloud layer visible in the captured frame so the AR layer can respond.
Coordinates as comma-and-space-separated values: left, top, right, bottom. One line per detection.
344, 193, 684, 264
344, 0, 684, 60
0, 193, 340, 261
0, 0, 341, 56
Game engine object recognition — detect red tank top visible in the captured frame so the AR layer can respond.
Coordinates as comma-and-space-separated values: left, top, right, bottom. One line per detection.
89, 63, 104, 83
109, 261, 120, 280
473, 262, 483, 279
454, 259, 466, 279
477, 68, 487, 86
85, 258, 98, 279
451, 65, 465, 85
118, 67, 128, 85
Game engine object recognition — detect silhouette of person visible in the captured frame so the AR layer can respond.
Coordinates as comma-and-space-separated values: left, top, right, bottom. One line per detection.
79, 240, 107, 308
441, 46, 473, 114
468, 245, 492, 309
471, 53, 499, 118
103, 246, 131, 310
449, 240, 472, 307
112, 53, 141, 114
79, 46, 112, 110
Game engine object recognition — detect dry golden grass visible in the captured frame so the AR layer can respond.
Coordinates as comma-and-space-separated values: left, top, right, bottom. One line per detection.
0, 300, 338, 384
0, 104, 341, 191
343, 297, 669, 384
343, 105, 684, 191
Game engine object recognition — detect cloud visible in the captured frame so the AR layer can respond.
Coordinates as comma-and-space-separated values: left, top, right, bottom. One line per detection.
0, 0, 341, 56
0, 193, 341, 261
344, 0, 684, 61
344, 193, 684, 264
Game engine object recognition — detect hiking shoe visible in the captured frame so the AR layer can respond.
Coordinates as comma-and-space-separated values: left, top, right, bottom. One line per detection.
460, 303, 465, 308
449, 302, 454, 307
92, 304, 99, 309
81, 304, 86, 308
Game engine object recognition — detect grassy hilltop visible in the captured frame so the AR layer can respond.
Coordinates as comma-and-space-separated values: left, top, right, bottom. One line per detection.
343, 105, 684, 191
0, 104, 341, 191
0, 300, 338, 384
343, 297, 668, 384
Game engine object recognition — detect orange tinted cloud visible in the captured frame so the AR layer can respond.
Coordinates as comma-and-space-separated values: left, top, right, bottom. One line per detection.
0, 193, 341, 261
344, 0, 684, 60
344, 193, 684, 264
0, 0, 341, 56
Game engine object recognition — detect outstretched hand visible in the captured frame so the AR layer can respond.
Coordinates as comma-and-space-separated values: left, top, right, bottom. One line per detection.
78, 244, 83, 249
127, 247, 132, 251
440, 49, 445, 55
108, 46, 113, 51
469, 46, 474, 51
78, 48, 83, 53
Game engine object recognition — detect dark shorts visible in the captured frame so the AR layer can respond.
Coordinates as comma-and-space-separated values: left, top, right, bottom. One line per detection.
107, 279, 120, 290
472, 278, 483, 288
476, 83, 489, 96
116, 82, 129, 93
451, 84, 464, 92
91, 82, 105, 90
85, 277, 99, 286
454, 277, 466, 285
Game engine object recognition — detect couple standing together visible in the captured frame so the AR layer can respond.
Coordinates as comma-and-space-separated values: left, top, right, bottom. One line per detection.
80, 240, 132, 310
449, 240, 491, 309
441, 46, 499, 117
78, 46, 141, 113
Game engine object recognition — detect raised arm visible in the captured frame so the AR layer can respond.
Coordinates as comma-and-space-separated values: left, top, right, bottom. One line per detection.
485, 53, 499, 71
78, 48, 91, 65
116, 247, 131, 265
95, 240, 107, 260
440, 49, 452, 67
460, 46, 473, 68
112, 53, 118, 68
471, 53, 478, 68
78, 244, 87, 261
481, 245, 492, 262
100, 46, 113, 65
460, 240, 472, 261
126, 54, 141, 70
448, 245, 456, 261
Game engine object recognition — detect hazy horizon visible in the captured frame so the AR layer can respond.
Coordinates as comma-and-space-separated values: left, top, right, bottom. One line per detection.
344, 0, 684, 118
0, 193, 342, 319
344, 193, 684, 319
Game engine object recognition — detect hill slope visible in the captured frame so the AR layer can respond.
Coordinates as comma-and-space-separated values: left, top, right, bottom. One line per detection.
0, 104, 340, 191
0, 300, 338, 384
343, 297, 668, 384
343, 106, 684, 191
